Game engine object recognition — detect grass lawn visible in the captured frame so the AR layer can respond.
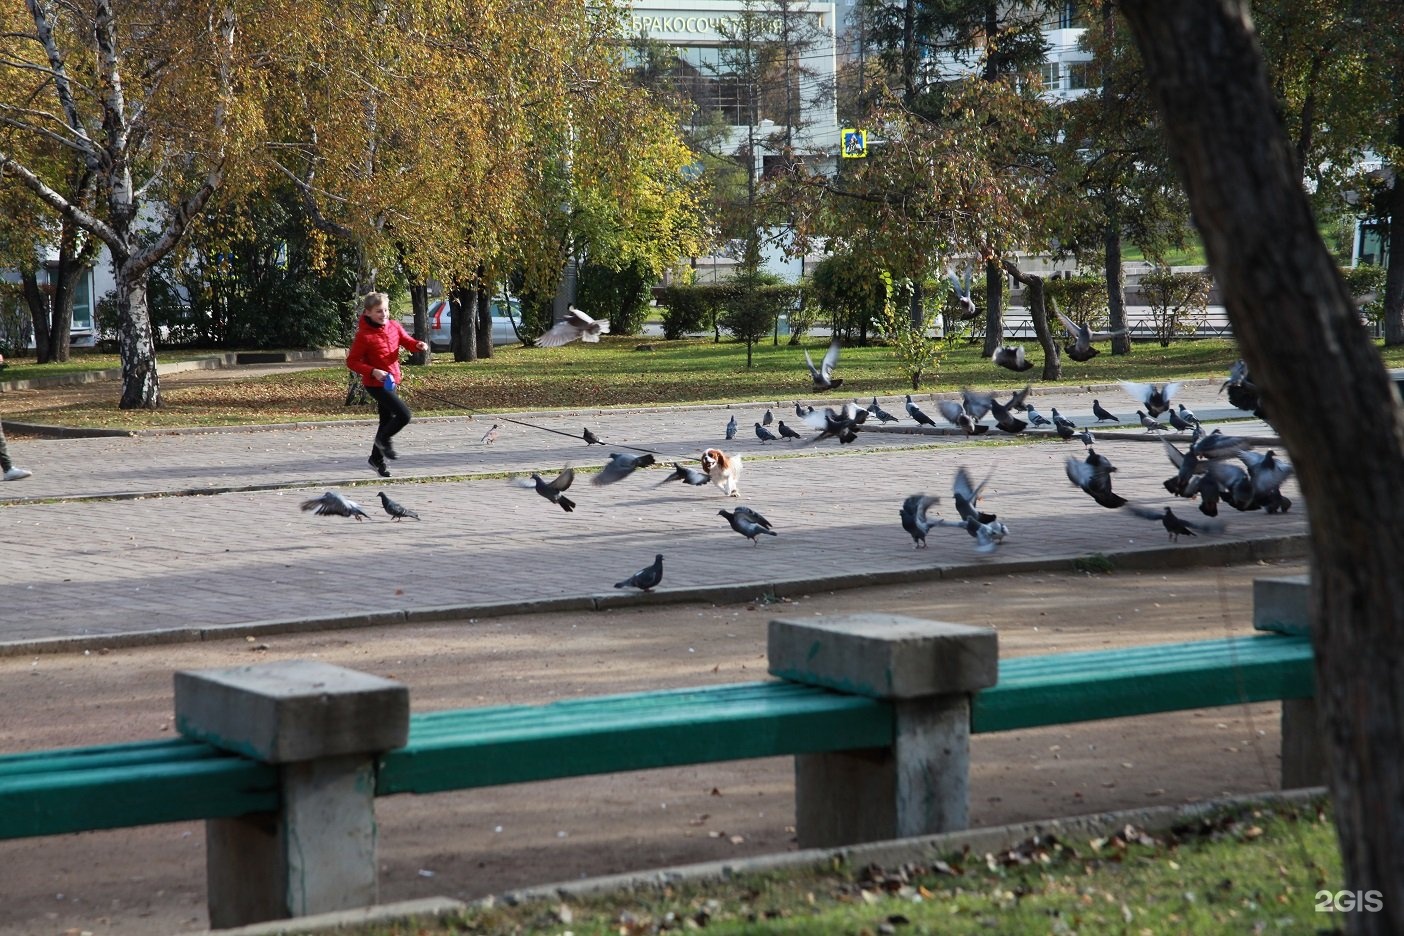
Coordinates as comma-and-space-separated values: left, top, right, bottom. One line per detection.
342, 799, 1341, 935
6, 336, 1404, 430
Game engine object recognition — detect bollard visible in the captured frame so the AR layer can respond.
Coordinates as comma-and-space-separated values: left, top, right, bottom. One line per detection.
174, 660, 409, 928
1252, 574, 1328, 788
768, 614, 997, 848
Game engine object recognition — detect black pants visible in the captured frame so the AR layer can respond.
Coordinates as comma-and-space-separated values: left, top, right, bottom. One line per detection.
365, 384, 412, 459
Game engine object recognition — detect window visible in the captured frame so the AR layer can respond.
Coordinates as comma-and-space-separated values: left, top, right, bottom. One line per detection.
71, 269, 93, 332
1039, 62, 1060, 91
1066, 61, 1098, 91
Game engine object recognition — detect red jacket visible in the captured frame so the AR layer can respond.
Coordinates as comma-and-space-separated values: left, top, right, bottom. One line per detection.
347, 315, 418, 388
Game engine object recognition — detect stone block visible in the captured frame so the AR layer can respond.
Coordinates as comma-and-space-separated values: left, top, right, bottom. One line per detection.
768, 614, 997, 699
1253, 575, 1311, 636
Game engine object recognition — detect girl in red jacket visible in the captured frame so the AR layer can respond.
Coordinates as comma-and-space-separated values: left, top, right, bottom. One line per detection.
346, 291, 428, 477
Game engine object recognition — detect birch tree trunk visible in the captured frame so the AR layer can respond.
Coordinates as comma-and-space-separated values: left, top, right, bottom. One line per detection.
1120, 4, 1404, 932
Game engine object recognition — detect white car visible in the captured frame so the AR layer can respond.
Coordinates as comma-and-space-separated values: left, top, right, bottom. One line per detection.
417, 298, 522, 350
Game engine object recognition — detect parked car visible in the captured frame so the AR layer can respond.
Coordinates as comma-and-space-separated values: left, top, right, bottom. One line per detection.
409, 298, 522, 350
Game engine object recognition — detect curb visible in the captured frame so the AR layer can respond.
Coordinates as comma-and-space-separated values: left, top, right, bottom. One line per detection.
0, 533, 1310, 658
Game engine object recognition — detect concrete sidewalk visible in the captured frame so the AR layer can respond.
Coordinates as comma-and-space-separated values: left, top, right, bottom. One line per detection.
0, 380, 1305, 651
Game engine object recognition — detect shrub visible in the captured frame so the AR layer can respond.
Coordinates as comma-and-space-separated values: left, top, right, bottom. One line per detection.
1043, 273, 1108, 331
577, 259, 654, 336
656, 285, 713, 339
1138, 267, 1212, 347
1341, 263, 1387, 323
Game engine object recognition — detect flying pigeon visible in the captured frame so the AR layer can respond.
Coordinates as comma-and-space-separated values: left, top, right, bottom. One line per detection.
300, 490, 370, 521
719, 506, 777, 544
1189, 428, 1248, 459
988, 396, 1028, 434
1065, 449, 1127, 509
481, 423, 500, 445
937, 400, 989, 435
867, 397, 900, 423
1091, 400, 1119, 423
1054, 303, 1126, 362
991, 345, 1033, 372
804, 339, 844, 391
904, 394, 937, 427
801, 402, 868, 444
755, 421, 779, 442
522, 468, 577, 511
656, 462, 710, 486
592, 452, 657, 485
725, 415, 737, 440
899, 494, 941, 548
1005, 385, 1032, 411
960, 389, 996, 421
933, 467, 1008, 553
377, 491, 421, 521
762, 408, 774, 426
536, 306, 610, 347
777, 420, 803, 440
1126, 504, 1225, 542
615, 554, 664, 591
948, 265, 976, 318
1221, 359, 1268, 420
1120, 380, 1183, 417
1137, 410, 1166, 432
582, 427, 605, 445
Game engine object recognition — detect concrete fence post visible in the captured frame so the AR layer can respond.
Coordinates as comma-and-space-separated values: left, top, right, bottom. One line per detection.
173, 660, 409, 929
768, 614, 998, 849
1252, 574, 1328, 788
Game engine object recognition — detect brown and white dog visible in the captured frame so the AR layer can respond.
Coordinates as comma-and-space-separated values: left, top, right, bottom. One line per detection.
700, 448, 742, 497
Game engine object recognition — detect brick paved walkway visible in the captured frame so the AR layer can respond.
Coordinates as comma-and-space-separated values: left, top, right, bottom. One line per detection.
0, 380, 1304, 649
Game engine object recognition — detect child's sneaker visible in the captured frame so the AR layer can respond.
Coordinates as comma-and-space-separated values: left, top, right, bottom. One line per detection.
368, 456, 390, 478
2, 467, 32, 481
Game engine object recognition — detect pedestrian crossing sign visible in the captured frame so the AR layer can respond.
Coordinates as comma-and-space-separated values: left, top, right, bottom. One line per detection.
842, 129, 867, 158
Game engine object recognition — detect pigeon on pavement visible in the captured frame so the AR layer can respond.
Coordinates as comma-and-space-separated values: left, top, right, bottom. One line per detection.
377, 491, 421, 521
899, 494, 941, 548
536, 306, 610, 347
801, 402, 868, 444
592, 452, 657, 485
300, 490, 371, 521
615, 554, 664, 591
1091, 399, 1119, 423
755, 421, 779, 442
762, 408, 773, 426
777, 420, 803, 440
905, 395, 937, 426
932, 467, 1009, 553
1024, 404, 1052, 427
522, 468, 577, 511
1137, 410, 1166, 432
719, 506, 778, 544
480, 423, 500, 445
937, 400, 989, 435
867, 397, 899, 423
804, 339, 844, 391
988, 396, 1027, 434
725, 415, 737, 440
1126, 504, 1225, 542
582, 427, 605, 445
1065, 449, 1127, 508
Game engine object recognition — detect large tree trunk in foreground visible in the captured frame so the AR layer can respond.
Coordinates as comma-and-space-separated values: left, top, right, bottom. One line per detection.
1120, 3, 1404, 933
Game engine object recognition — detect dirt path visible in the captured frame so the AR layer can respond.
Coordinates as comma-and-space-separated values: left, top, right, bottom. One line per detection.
0, 559, 1306, 935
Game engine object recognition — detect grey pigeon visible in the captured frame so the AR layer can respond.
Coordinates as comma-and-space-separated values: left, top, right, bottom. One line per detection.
377, 491, 420, 521
777, 420, 803, 440
1050, 408, 1077, 432
1120, 380, 1183, 417
991, 345, 1033, 372
1167, 409, 1194, 432
801, 402, 867, 444
656, 462, 710, 486
795, 401, 813, 417
1126, 504, 1224, 542
583, 427, 605, 445
755, 421, 779, 442
1176, 403, 1201, 428
804, 340, 844, 391
481, 423, 500, 444
719, 506, 777, 545
1220, 359, 1268, 420
867, 397, 899, 423
592, 452, 657, 485
937, 400, 988, 435
932, 467, 1008, 553
988, 396, 1027, 434
615, 554, 664, 591
523, 468, 576, 512
725, 415, 737, 440
1025, 405, 1052, 427
960, 389, 995, 421
1055, 303, 1127, 362
1091, 399, 1119, 423
904, 394, 937, 426
1005, 385, 1032, 411
1137, 410, 1166, 432
300, 490, 370, 521
1065, 449, 1127, 509
899, 494, 941, 548
762, 408, 774, 426
536, 305, 610, 347
948, 266, 976, 318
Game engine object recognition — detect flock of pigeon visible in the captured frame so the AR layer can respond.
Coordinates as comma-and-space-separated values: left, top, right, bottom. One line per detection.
300, 317, 1290, 593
